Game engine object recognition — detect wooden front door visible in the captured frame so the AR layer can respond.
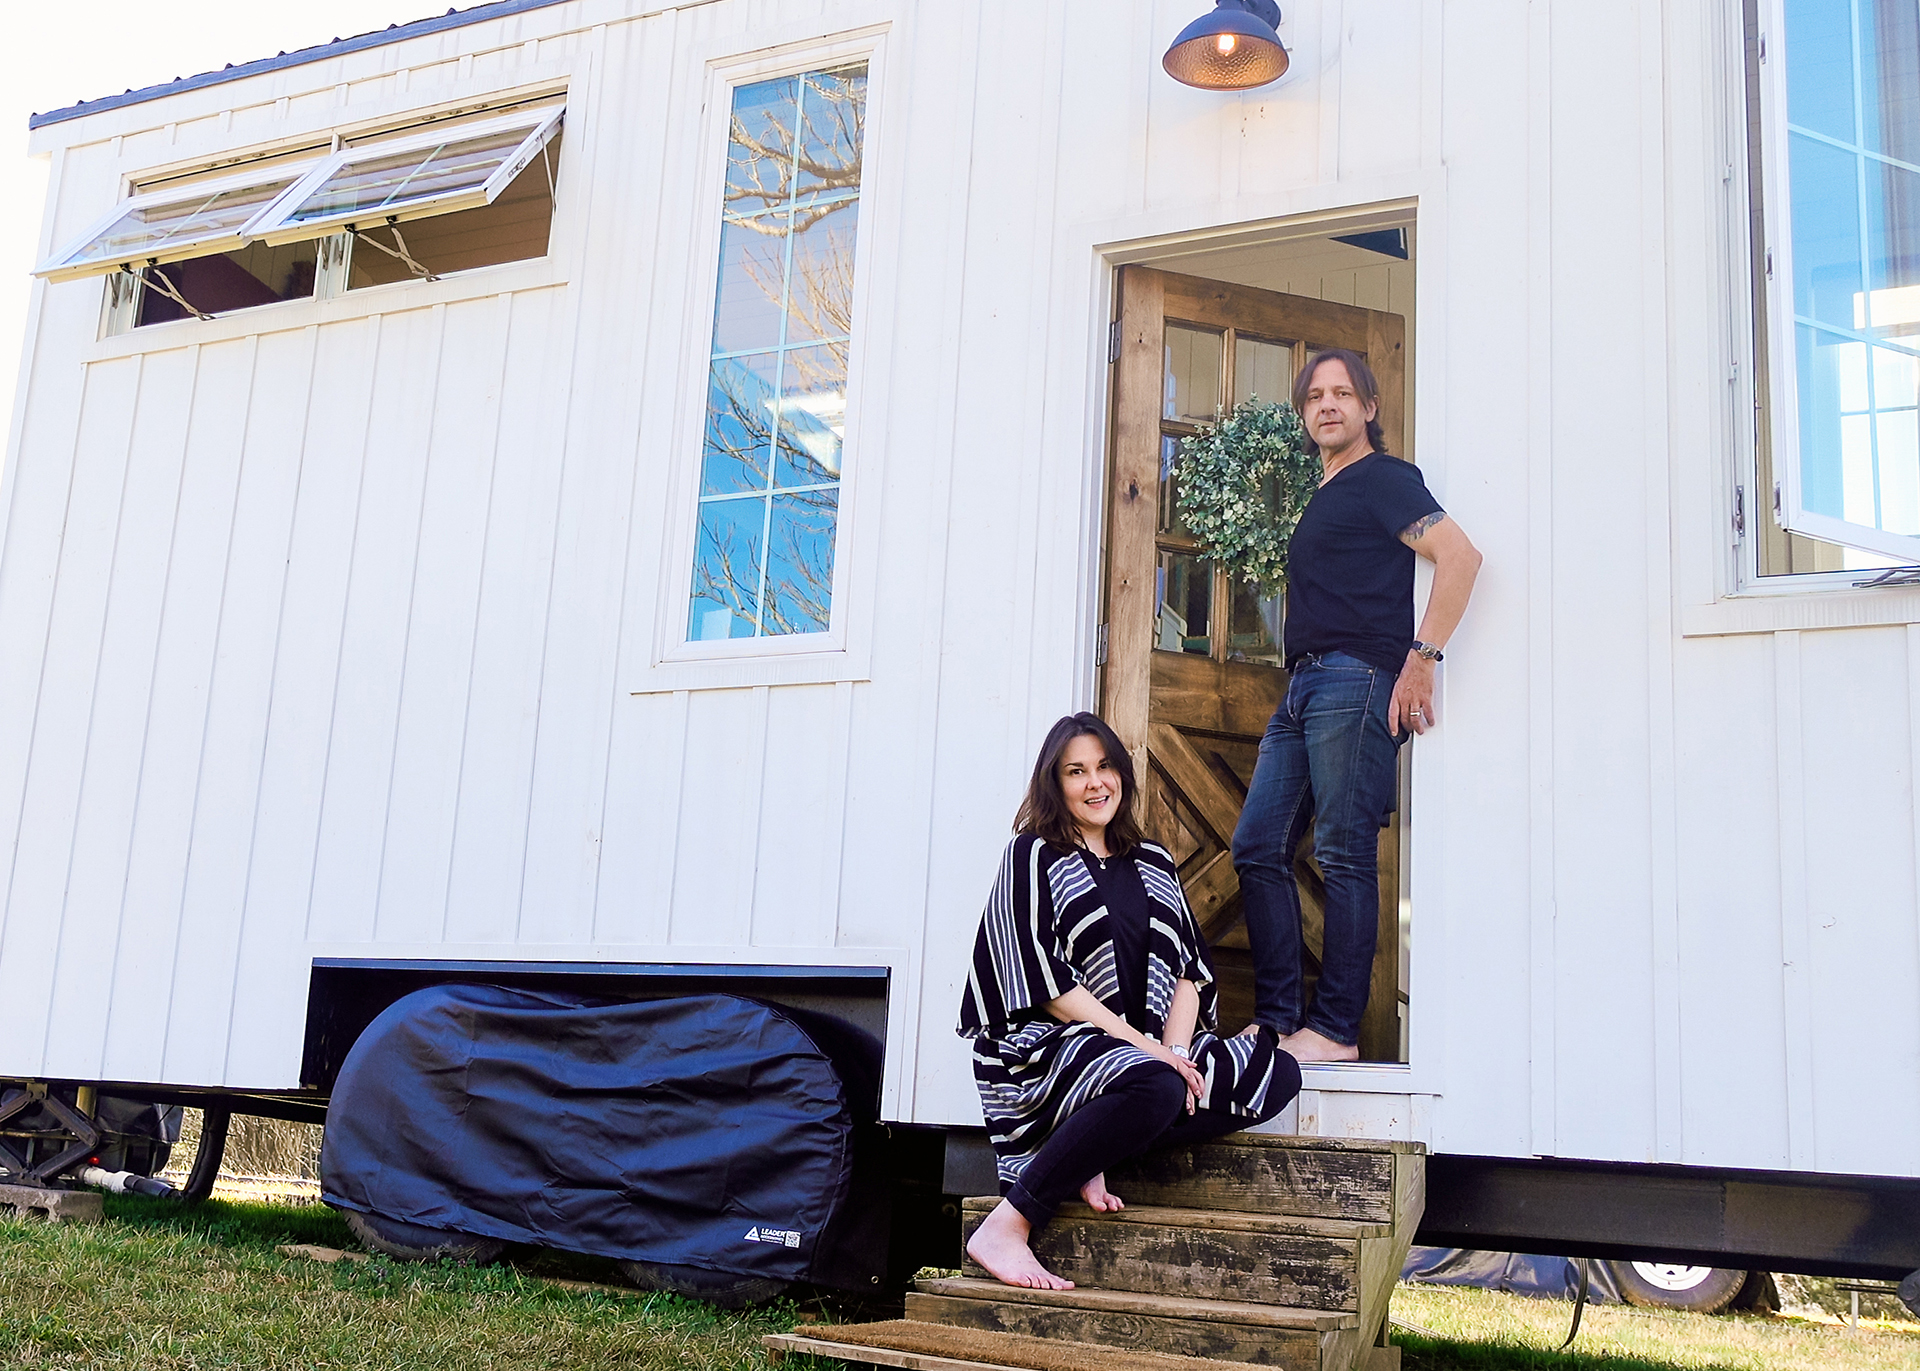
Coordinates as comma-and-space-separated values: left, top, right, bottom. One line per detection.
1101, 265, 1408, 1061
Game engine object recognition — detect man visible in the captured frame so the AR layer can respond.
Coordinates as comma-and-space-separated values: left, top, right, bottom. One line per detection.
1232, 349, 1481, 1063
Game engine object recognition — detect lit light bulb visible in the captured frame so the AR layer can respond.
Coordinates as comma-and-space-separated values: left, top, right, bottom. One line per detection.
1215, 33, 1238, 55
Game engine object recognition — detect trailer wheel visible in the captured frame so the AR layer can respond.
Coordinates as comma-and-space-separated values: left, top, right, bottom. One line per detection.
618, 1259, 791, 1310
341, 1209, 505, 1265
177, 1106, 230, 1205
1608, 1261, 1749, 1313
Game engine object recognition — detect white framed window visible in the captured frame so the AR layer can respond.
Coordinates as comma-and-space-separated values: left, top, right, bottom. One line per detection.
1751, 0, 1920, 572
681, 61, 870, 645
37, 97, 566, 332
247, 107, 564, 248
35, 165, 313, 283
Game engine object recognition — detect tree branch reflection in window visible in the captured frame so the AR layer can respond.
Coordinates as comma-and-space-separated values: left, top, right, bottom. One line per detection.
691, 64, 866, 641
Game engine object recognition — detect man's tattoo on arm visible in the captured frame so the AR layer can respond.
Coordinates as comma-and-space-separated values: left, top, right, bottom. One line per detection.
1402, 511, 1447, 540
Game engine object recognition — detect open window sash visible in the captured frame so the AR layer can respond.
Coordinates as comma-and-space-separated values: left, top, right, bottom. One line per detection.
244, 107, 564, 249
1759, 0, 1920, 565
32, 164, 315, 284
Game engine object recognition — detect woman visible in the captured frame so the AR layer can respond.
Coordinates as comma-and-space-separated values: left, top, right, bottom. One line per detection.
958, 713, 1301, 1290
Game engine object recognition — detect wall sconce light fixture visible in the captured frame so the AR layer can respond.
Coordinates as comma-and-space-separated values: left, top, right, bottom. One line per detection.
1162, 0, 1289, 91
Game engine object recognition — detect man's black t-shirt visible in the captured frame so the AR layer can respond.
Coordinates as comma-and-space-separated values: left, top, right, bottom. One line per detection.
1283, 452, 1443, 673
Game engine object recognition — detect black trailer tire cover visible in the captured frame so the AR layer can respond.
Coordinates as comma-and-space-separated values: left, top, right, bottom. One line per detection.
321, 985, 855, 1284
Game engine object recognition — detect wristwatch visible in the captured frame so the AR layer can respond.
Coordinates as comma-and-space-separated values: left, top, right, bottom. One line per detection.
1411, 640, 1444, 662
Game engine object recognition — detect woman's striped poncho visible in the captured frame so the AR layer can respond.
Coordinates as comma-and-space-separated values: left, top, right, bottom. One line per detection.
957, 832, 1293, 1188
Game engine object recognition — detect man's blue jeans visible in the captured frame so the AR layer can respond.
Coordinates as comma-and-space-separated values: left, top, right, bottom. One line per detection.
1231, 651, 1402, 1046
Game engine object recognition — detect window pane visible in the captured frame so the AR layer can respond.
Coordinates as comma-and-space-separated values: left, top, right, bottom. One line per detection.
1164, 325, 1223, 423
786, 200, 859, 343
1879, 409, 1920, 534
1234, 336, 1291, 408
726, 76, 800, 214
1227, 577, 1283, 666
704, 352, 779, 495
1782, 0, 1856, 142
62, 177, 299, 272
764, 489, 838, 636
774, 344, 847, 487
1865, 158, 1920, 300
285, 125, 532, 225
1857, 0, 1920, 162
689, 497, 766, 640
1158, 434, 1188, 535
1155, 552, 1212, 655
712, 213, 791, 353
796, 67, 867, 198
1788, 133, 1863, 329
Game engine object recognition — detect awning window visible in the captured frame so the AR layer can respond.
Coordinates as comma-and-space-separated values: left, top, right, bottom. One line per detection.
34, 168, 312, 283
246, 108, 564, 248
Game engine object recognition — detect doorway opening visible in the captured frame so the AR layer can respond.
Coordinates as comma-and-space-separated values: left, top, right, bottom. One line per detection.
1098, 212, 1417, 1063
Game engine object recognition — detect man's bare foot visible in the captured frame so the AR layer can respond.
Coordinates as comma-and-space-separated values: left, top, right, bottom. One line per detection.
1079, 1173, 1124, 1213
1280, 1028, 1359, 1063
965, 1199, 1074, 1290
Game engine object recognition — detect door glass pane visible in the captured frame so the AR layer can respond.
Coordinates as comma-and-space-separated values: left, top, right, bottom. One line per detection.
1155, 552, 1212, 654
1158, 434, 1189, 535
1164, 325, 1223, 423
796, 67, 869, 198
1234, 336, 1292, 408
1226, 578, 1283, 666
726, 75, 801, 211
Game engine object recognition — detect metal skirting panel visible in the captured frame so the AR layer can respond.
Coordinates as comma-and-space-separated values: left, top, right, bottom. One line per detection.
1419, 1153, 1920, 1279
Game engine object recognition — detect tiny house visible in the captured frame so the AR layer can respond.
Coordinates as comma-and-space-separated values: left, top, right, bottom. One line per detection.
3, 0, 1919, 1279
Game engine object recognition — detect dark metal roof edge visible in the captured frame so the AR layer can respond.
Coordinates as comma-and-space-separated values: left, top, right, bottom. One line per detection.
28, 0, 576, 132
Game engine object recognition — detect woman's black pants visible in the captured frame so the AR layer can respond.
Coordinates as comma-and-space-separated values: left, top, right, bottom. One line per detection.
1004, 1055, 1300, 1227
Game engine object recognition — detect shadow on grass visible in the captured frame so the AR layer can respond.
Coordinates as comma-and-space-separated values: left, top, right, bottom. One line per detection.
1398, 1331, 1747, 1371
102, 1193, 352, 1248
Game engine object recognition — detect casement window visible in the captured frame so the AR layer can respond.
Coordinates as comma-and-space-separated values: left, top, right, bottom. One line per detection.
1749, 0, 1920, 576
686, 64, 868, 642
34, 97, 564, 331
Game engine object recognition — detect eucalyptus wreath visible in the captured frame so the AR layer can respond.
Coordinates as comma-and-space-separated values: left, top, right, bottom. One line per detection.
1174, 399, 1319, 599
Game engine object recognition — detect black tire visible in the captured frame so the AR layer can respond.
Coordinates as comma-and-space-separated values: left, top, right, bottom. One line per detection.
1608, 1261, 1749, 1313
341, 1207, 506, 1264
618, 1259, 791, 1310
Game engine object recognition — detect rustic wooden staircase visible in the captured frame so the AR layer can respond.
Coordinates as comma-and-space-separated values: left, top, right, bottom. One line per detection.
765, 1133, 1424, 1371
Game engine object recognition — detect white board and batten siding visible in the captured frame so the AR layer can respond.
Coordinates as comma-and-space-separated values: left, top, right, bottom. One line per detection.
3, 0, 1919, 1180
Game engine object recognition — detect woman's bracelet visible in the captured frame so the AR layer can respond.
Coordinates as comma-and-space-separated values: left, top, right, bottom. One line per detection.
1168, 1043, 1191, 1059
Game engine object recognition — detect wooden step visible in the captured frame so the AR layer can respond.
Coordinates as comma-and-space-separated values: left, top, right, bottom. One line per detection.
909, 1276, 1354, 1367
764, 1320, 1257, 1371
961, 1200, 1379, 1309
1107, 1134, 1420, 1222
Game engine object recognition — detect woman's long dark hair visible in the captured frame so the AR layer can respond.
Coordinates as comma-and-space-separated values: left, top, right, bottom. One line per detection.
1014, 713, 1144, 857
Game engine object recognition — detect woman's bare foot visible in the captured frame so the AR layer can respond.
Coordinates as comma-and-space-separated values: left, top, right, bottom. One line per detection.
966, 1199, 1074, 1290
1280, 1028, 1359, 1062
1078, 1173, 1124, 1212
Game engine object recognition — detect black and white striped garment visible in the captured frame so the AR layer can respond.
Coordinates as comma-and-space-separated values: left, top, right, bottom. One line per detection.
958, 833, 1292, 1188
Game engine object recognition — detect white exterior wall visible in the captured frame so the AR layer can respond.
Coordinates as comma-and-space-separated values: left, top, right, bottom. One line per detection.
4, 0, 1919, 1178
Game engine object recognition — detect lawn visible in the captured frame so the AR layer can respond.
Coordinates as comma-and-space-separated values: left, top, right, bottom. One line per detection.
3, 1196, 1915, 1371
0, 1197, 839, 1370
1391, 1283, 1920, 1371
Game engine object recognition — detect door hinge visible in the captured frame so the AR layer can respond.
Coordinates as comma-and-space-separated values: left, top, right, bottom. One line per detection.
1095, 622, 1109, 665
1774, 481, 1783, 516
1759, 32, 1767, 62
1108, 320, 1122, 364
1766, 250, 1774, 280
1734, 485, 1746, 536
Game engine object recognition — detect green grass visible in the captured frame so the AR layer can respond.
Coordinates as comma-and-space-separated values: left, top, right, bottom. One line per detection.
0, 1196, 843, 1369
6, 1199, 1917, 1371
1392, 1283, 1920, 1371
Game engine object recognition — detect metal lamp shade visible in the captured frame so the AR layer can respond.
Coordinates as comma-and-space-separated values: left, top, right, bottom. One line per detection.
1162, 3, 1290, 91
